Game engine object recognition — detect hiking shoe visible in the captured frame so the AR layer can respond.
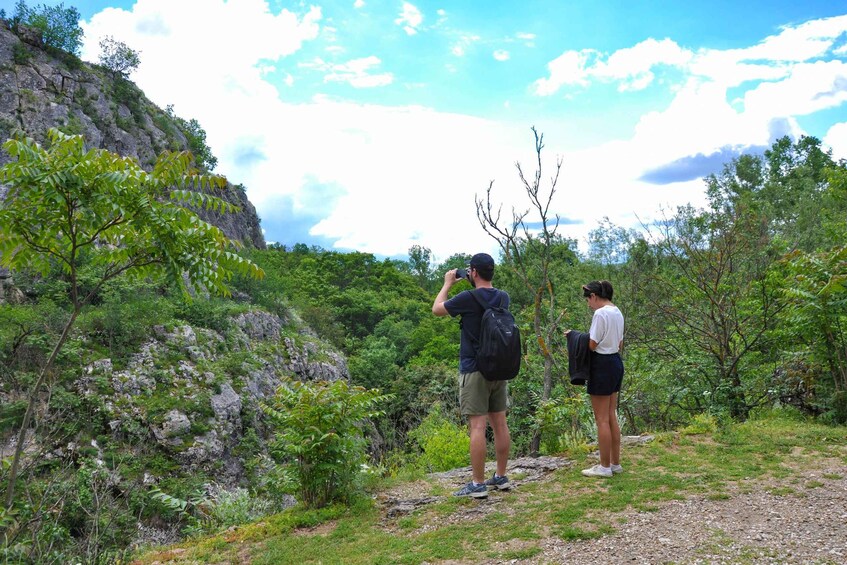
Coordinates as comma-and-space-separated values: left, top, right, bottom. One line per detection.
453, 482, 488, 498
581, 464, 613, 478
610, 464, 624, 474
484, 474, 511, 490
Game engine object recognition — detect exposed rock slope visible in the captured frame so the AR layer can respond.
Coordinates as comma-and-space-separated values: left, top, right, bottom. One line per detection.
0, 20, 265, 249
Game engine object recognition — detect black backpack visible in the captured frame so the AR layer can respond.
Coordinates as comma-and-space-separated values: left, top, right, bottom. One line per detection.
470, 290, 522, 381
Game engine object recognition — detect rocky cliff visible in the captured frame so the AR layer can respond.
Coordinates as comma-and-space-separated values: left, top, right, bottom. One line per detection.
0, 20, 265, 249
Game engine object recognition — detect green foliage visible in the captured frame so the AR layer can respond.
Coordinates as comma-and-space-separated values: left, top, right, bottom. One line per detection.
0, 129, 263, 298
206, 487, 275, 529
0, 401, 26, 435
12, 42, 31, 64
0, 128, 263, 514
780, 245, 847, 406
174, 297, 248, 334
98, 35, 141, 77
165, 105, 217, 171
12, 1, 84, 55
111, 77, 146, 126
262, 378, 391, 508
407, 404, 469, 472
680, 413, 718, 435
534, 392, 592, 455
149, 486, 211, 535
348, 335, 399, 390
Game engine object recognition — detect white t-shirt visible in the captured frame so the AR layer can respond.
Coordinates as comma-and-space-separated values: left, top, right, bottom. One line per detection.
589, 304, 624, 354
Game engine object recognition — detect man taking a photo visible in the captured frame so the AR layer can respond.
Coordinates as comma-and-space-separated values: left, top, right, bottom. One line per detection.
432, 253, 512, 498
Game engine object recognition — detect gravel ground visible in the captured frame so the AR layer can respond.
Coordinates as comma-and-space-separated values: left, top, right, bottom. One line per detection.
528, 469, 847, 564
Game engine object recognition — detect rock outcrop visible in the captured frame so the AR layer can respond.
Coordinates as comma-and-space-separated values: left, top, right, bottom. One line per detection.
0, 20, 264, 249
83, 309, 348, 485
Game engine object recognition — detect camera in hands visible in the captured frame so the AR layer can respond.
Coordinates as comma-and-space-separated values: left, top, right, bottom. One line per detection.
456, 268, 468, 280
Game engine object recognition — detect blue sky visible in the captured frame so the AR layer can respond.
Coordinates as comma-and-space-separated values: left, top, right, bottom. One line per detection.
9, 0, 847, 261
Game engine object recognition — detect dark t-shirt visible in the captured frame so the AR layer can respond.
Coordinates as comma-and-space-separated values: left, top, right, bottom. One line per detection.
444, 287, 510, 374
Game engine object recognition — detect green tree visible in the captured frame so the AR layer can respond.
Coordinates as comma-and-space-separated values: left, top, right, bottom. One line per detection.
98, 35, 141, 78
12, 1, 83, 55
637, 200, 777, 419
0, 129, 264, 509
407, 244, 434, 290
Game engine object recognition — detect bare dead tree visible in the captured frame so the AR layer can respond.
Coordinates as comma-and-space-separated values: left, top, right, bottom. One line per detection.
475, 127, 566, 454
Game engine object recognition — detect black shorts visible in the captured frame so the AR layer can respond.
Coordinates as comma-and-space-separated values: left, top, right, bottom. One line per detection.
587, 352, 624, 396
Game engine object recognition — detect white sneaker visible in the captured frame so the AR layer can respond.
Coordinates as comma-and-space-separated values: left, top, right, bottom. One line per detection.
610, 464, 624, 474
581, 464, 613, 478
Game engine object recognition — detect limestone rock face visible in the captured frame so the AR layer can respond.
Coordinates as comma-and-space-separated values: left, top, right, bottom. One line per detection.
0, 21, 265, 250
82, 310, 349, 485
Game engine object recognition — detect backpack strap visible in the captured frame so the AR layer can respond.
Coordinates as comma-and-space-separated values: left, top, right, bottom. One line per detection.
471, 289, 506, 311
470, 289, 489, 312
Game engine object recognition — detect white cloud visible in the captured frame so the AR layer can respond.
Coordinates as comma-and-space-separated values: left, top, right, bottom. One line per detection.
741, 61, 847, 118
534, 39, 691, 95
597, 38, 692, 90
354, 0, 365, 8
395, 2, 423, 36
824, 122, 847, 161
516, 32, 536, 47
230, 100, 529, 258
535, 16, 847, 96
493, 50, 510, 62
450, 34, 480, 57
302, 56, 394, 88
743, 14, 847, 62
533, 50, 597, 95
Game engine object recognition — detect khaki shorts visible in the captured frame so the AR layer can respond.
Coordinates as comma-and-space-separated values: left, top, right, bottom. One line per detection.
459, 371, 509, 416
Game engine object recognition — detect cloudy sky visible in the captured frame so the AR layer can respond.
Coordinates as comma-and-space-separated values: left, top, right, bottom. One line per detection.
28, 0, 847, 261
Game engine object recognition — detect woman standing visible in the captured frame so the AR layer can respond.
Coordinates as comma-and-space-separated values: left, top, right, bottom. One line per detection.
578, 280, 625, 478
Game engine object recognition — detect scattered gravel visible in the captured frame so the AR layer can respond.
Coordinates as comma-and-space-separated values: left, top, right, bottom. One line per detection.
529, 470, 847, 564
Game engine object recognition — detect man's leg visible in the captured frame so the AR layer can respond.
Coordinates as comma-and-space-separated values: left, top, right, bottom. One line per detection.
488, 411, 510, 477
468, 414, 488, 484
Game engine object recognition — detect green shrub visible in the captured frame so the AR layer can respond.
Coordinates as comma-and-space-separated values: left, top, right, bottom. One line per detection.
534, 394, 592, 454
262, 377, 391, 508
164, 105, 217, 171
0, 400, 27, 435
680, 413, 719, 435
111, 77, 145, 125
207, 487, 275, 528
12, 1, 84, 55
829, 391, 847, 425
174, 297, 245, 333
407, 403, 468, 472
12, 43, 31, 64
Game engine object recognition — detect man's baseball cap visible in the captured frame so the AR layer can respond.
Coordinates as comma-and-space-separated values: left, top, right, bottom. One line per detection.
469, 253, 495, 269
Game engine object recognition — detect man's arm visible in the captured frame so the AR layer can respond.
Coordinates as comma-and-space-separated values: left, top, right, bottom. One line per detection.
433, 269, 460, 317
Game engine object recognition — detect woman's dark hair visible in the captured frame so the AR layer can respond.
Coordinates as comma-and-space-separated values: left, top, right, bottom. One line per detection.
582, 280, 614, 300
